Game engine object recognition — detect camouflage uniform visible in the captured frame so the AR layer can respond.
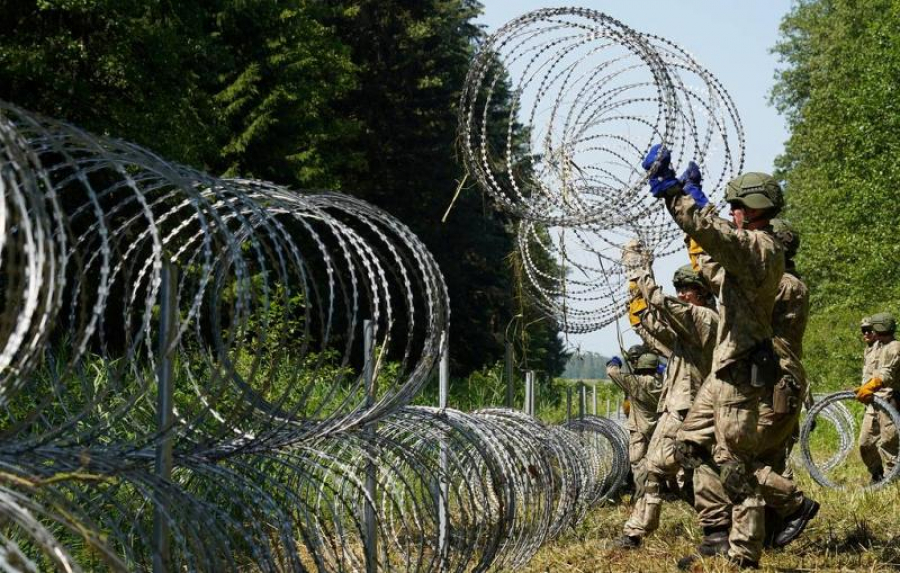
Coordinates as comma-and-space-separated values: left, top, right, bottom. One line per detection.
859, 339, 900, 476
607, 363, 663, 489
754, 269, 809, 519
623, 270, 720, 538
667, 193, 785, 563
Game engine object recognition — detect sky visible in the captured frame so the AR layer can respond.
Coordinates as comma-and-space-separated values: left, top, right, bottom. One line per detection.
477, 1, 795, 360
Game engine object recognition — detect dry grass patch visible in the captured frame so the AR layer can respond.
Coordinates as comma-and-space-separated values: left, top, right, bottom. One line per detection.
521, 474, 900, 572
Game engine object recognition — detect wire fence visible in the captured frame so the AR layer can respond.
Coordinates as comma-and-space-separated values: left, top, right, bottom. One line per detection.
0, 100, 631, 572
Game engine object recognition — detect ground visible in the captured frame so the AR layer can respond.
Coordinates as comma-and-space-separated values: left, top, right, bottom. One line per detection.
521, 472, 900, 572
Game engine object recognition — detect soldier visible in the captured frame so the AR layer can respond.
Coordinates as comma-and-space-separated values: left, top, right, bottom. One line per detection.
644, 145, 785, 568
856, 312, 900, 483
755, 219, 819, 548
615, 260, 721, 550
606, 350, 664, 499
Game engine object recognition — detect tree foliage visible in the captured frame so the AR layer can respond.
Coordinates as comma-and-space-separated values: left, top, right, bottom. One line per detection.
0, 0, 568, 378
561, 351, 610, 381
771, 0, 900, 390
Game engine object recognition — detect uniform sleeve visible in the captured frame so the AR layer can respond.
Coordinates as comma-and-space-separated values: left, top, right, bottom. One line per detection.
877, 343, 900, 390
635, 307, 676, 356
665, 192, 766, 284
635, 270, 709, 345
606, 365, 634, 396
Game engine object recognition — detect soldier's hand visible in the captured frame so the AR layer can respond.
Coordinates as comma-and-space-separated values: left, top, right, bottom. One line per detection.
679, 161, 709, 207
607, 356, 623, 369
642, 144, 679, 197
856, 377, 883, 404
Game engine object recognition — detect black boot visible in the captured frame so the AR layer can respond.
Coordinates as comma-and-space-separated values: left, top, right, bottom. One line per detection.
773, 496, 820, 548
870, 471, 884, 485
697, 525, 730, 556
614, 534, 642, 549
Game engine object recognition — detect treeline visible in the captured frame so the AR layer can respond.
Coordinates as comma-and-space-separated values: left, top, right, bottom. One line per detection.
772, 0, 900, 390
561, 351, 610, 380
0, 0, 567, 377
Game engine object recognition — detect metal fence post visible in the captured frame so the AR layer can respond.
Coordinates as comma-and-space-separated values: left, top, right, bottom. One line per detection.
566, 385, 572, 423
606, 397, 611, 418
579, 383, 586, 421
153, 262, 177, 573
438, 329, 449, 566
363, 320, 377, 572
505, 341, 514, 408
592, 384, 597, 416
524, 371, 535, 416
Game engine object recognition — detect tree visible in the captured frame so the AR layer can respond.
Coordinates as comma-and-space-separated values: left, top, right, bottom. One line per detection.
771, 0, 900, 390
325, 0, 568, 376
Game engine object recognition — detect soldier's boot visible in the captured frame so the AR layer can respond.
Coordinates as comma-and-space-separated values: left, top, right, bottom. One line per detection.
697, 525, 730, 556
726, 555, 760, 569
614, 535, 642, 549
773, 497, 819, 548
679, 469, 695, 506
762, 507, 782, 549
870, 470, 884, 485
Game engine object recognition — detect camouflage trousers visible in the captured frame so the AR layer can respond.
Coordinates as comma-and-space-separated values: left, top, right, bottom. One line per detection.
859, 399, 899, 476
628, 428, 652, 497
624, 409, 730, 537
675, 364, 806, 562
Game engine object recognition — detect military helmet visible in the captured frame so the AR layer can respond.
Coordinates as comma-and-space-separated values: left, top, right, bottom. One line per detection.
771, 218, 800, 260
861, 316, 873, 329
635, 352, 660, 372
672, 264, 707, 292
626, 344, 648, 364
870, 312, 896, 334
725, 172, 784, 214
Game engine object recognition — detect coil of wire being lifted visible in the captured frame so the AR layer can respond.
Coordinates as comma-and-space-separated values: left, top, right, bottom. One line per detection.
459, 6, 745, 332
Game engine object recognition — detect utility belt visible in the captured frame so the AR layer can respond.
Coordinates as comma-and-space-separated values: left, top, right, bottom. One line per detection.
728, 338, 802, 415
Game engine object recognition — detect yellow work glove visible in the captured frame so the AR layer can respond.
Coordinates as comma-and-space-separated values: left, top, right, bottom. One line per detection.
688, 237, 704, 273
628, 281, 647, 325
622, 398, 631, 417
855, 377, 883, 404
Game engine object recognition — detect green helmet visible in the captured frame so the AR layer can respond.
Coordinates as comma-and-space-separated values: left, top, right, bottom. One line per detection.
870, 312, 896, 334
771, 218, 800, 260
725, 172, 784, 214
626, 344, 648, 364
672, 264, 707, 292
635, 352, 660, 372
861, 316, 873, 329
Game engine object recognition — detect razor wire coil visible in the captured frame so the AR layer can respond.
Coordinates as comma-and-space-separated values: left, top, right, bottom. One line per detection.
459, 7, 744, 332
798, 390, 900, 490
1, 100, 635, 572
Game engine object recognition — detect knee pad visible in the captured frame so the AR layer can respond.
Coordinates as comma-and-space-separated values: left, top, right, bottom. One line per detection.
720, 460, 754, 504
674, 440, 709, 470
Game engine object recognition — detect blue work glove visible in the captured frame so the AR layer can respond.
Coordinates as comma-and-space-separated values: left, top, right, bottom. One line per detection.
607, 356, 623, 368
657, 362, 667, 375
679, 161, 709, 208
642, 144, 679, 197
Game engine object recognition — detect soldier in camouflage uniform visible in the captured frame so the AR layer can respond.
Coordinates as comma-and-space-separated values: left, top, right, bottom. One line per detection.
755, 219, 819, 548
856, 312, 900, 482
614, 258, 721, 549
643, 146, 785, 568
606, 350, 664, 498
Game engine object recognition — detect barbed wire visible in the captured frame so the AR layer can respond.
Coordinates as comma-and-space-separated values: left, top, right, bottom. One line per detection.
1, 100, 637, 571
459, 7, 744, 331
798, 391, 900, 490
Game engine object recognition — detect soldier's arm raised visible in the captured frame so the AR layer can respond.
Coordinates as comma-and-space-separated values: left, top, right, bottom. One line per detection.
664, 192, 764, 283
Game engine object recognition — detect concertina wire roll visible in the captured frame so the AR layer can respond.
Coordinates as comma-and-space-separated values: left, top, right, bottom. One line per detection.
0, 98, 630, 572
459, 7, 745, 332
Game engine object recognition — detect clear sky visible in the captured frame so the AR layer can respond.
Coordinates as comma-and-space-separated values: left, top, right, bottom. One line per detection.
477, 1, 794, 360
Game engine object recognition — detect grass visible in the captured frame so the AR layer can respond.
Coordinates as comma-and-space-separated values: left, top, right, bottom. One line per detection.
520, 470, 900, 572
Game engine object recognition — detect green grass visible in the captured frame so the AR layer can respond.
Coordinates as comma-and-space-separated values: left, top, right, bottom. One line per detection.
521, 469, 900, 572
